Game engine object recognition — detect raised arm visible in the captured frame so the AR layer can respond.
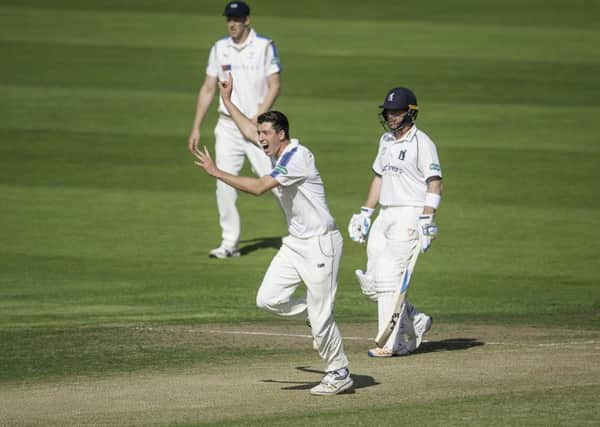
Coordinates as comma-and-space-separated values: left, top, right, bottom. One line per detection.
193, 146, 278, 196
218, 73, 260, 145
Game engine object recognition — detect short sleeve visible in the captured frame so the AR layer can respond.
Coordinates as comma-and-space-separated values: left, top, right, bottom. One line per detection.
372, 138, 385, 176
270, 146, 305, 186
418, 135, 442, 180
265, 41, 282, 76
206, 44, 218, 77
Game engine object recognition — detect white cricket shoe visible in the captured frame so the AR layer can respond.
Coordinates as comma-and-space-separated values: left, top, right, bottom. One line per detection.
367, 347, 393, 357
368, 343, 411, 357
413, 313, 432, 348
208, 245, 240, 259
310, 368, 353, 396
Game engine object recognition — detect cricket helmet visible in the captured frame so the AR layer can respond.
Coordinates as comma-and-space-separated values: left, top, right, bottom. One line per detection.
379, 87, 419, 132
223, 1, 250, 17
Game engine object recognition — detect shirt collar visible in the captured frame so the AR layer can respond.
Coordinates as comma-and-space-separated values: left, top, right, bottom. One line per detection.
395, 125, 417, 143
275, 138, 299, 159
228, 28, 255, 51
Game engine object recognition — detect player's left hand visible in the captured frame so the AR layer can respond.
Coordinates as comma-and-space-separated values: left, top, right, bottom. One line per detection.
418, 214, 438, 252
193, 146, 219, 177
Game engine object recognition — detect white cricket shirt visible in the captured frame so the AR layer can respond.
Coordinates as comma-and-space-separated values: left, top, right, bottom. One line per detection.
270, 140, 336, 238
206, 29, 281, 118
372, 125, 442, 207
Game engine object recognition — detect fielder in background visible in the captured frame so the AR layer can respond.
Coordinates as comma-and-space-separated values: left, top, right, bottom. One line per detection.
348, 87, 443, 357
193, 74, 353, 396
188, 1, 282, 259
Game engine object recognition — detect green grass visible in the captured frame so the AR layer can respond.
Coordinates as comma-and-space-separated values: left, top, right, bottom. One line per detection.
1, 0, 599, 424
187, 385, 600, 427
0, 324, 306, 384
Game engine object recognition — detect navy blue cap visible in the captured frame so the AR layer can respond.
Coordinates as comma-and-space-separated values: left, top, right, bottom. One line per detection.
379, 87, 418, 111
223, 1, 250, 17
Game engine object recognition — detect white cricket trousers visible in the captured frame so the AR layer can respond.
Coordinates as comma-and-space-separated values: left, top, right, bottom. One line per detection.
256, 229, 350, 372
366, 206, 422, 352
214, 117, 275, 248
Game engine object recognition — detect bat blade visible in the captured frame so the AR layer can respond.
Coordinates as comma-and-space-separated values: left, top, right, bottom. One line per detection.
374, 244, 420, 348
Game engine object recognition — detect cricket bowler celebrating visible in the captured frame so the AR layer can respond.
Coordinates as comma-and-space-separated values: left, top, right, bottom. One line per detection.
348, 87, 443, 357
193, 74, 353, 395
188, 1, 282, 258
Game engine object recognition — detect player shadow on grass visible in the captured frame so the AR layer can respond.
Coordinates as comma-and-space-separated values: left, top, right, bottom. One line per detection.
414, 338, 484, 354
239, 236, 282, 255
260, 366, 378, 393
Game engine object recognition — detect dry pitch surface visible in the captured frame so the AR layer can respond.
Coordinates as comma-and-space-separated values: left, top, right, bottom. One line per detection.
2, 323, 599, 426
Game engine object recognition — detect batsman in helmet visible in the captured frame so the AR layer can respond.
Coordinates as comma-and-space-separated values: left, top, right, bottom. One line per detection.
348, 87, 443, 357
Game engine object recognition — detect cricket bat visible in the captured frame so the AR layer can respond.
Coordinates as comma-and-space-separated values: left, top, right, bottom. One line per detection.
374, 243, 421, 348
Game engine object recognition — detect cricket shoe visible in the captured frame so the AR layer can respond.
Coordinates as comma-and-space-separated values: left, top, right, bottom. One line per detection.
310, 368, 353, 396
208, 245, 240, 259
367, 345, 411, 357
413, 313, 433, 348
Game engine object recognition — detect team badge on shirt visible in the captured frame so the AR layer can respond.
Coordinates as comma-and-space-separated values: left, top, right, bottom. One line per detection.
221, 64, 232, 71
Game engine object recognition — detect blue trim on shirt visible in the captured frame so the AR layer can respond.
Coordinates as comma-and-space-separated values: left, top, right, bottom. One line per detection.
270, 42, 282, 72
270, 146, 298, 178
271, 41, 280, 58
255, 32, 271, 41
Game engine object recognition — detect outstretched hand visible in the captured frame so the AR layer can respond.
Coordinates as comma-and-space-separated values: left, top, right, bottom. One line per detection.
218, 72, 233, 101
193, 146, 219, 177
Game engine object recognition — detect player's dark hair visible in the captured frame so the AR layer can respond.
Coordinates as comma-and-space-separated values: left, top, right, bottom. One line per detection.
258, 110, 290, 139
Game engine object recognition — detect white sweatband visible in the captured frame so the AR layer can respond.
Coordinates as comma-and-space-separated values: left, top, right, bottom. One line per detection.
360, 206, 375, 217
424, 193, 441, 209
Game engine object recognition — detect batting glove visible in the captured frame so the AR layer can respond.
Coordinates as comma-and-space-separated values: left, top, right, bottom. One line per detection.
348, 207, 374, 243
418, 214, 438, 252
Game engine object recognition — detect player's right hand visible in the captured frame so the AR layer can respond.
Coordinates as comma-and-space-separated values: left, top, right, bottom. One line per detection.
193, 146, 219, 177
347, 207, 374, 243
188, 128, 200, 155
348, 214, 365, 243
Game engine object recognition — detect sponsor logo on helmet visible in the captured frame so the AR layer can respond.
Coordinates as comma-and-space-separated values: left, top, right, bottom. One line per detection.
388, 92, 395, 101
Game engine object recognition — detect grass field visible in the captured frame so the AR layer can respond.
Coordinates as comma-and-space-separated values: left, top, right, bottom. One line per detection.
1, 0, 599, 425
